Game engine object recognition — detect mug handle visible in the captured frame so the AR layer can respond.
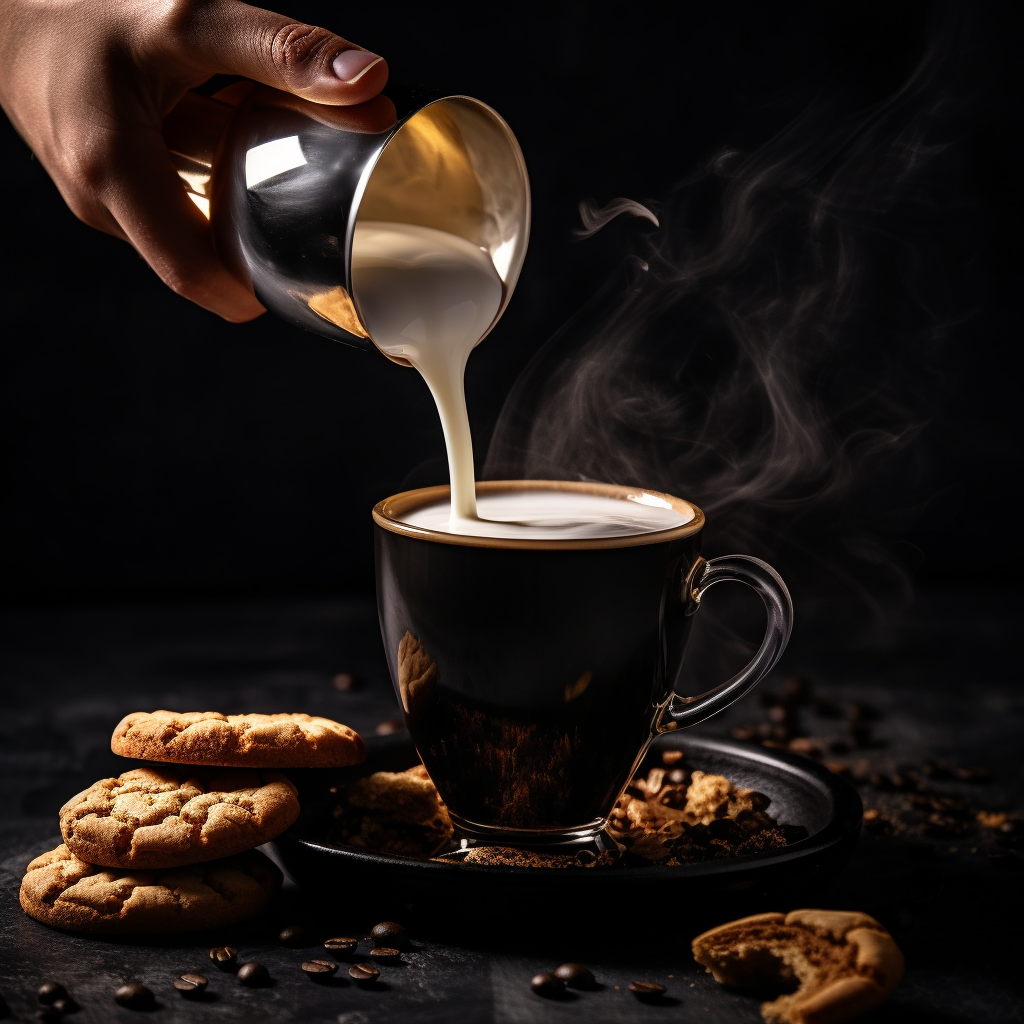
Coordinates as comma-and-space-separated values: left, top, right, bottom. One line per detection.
657, 555, 794, 731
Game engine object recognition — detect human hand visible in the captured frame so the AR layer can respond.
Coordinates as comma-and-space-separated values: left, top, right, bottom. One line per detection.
0, 0, 388, 321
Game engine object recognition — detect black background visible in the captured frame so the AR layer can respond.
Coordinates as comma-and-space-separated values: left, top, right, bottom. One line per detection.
0, 0, 1016, 608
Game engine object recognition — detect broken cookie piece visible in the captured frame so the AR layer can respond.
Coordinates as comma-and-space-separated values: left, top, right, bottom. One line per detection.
607, 767, 787, 865
692, 909, 904, 1024
331, 765, 453, 857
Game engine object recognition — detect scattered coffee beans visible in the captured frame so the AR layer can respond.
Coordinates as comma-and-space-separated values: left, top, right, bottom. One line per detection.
209, 946, 238, 970
530, 972, 566, 998
324, 936, 360, 952
332, 672, 357, 691
173, 974, 207, 996
236, 963, 270, 987
113, 984, 154, 1009
301, 960, 338, 979
37, 984, 68, 1005
349, 963, 380, 984
629, 979, 666, 1001
278, 925, 309, 947
553, 963, 596, 989
369, 948, 401, 962
370, 921, 408, 949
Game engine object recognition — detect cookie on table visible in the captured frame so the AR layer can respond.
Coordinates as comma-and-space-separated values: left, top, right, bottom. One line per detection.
691, 909, 904, 1024
111, 710, 365, 768
60, 767, 299, 869
20, 844, 281, 935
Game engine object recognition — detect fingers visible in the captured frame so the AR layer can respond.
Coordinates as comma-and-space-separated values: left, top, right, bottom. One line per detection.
101, 127, 265, 322
249, 89, 397, 134
179, 0, 388, 106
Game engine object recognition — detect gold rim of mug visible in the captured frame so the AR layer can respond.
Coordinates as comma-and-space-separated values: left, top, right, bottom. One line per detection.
372, 480, 705, 550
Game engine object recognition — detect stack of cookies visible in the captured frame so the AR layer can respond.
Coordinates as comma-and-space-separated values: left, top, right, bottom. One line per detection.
20, 711, 365, 935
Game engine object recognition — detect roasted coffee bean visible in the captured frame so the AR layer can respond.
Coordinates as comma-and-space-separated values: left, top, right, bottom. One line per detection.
209, 946, 238, 970
954, 766, 992, 783
824, 761, 850, 777
332, 672, 358, 691
370, 921, 408, 949
629, 980, 666, 1000
369, 948, 401, 963
236, 963, 270, 987
783, 676, 812, 705
375, 718, 405, 736
787, 737, 822, 757
37, 984, 68, 1006
730, 725, 759, 742
278, 924, 309, 947
324, 936, 360, 952
173, 974, 207, 996
349, 963, 380, 984
660, 749, 684, 766
301, 960, 338, 979
530, 972, 565, 998
50, 998, 78, 1014
553, 963, 596, 989
113, 984, 154, 1009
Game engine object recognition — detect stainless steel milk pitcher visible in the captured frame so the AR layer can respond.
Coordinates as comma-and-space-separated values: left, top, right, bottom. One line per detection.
164, 86, 530, 361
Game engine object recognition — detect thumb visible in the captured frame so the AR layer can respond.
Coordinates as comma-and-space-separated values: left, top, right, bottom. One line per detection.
183, 0, 388, 105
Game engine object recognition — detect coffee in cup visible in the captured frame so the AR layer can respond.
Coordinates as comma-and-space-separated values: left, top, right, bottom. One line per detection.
373, 480, 792, 847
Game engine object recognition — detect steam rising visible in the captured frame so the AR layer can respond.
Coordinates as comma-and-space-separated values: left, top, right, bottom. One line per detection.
485, 17, 974, 629
574, 198, 660, 238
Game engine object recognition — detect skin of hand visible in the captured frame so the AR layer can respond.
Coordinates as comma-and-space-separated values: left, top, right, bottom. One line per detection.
0, 0, 389, 322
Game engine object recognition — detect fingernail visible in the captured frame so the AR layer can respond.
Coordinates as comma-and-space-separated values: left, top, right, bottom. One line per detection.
333, 49, 383, 84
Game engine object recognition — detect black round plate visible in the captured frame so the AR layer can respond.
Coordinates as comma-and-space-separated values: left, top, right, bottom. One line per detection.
272, 733, 862, 932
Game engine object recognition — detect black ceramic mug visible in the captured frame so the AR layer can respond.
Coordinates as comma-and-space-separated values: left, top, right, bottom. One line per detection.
373, 480, 793, 847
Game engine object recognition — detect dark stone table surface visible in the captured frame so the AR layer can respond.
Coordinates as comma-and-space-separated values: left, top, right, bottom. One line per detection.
1, 588, 1021, 1023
